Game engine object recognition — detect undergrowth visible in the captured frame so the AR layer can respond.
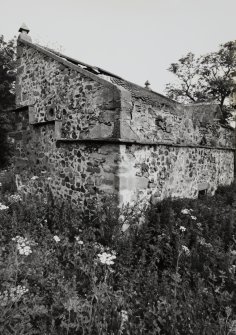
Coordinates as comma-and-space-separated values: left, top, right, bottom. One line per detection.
0, 182, 236, 334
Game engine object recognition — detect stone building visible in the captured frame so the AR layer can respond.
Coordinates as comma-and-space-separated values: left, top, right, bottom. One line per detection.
8, 25, 235, 208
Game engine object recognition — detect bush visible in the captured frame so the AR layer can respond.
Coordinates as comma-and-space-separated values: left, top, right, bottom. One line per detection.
0, 183, 236, 334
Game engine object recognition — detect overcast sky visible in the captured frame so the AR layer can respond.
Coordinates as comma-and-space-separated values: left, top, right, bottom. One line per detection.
1, 0, 236, 94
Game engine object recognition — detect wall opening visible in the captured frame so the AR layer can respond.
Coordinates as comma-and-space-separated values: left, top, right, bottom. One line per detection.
197, 182, 208, 199
198, 189, 207, 198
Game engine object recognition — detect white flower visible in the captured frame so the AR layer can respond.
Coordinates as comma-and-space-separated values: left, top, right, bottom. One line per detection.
179, 226, 186, 232
182, 245, 190, 255
12, 236, 33, 256
181, 209, 191, 215
8, 285, 28, 302
98, 251, 116, 265
8, 194, 22, 203
31, 176, 39, 180
53, 235, 60, 243
0, 203, 9, 210
231, 250, 236, 256
47, 177, 52, 181
121, 309, 128, 322
75, 236, 84, 245
94, 242, 105, 253
191, 216, 197, 220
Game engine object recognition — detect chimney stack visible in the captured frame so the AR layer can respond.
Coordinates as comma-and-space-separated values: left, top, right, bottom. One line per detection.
18, 23, 32, 42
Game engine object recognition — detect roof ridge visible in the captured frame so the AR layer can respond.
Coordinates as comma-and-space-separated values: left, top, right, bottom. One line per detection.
19, 37, 178, 106
37, 44, 177, 105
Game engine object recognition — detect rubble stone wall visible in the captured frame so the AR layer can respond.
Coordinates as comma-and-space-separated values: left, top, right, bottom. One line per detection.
11, 39, 235, 209
118, 94, 234, 148
16, 42, 122, 140
9, 108, 121, 208
116, 144, 234, 204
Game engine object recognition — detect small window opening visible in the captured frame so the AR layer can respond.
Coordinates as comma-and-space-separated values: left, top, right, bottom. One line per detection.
198, 189, 207, 198
49, 108, 54, 117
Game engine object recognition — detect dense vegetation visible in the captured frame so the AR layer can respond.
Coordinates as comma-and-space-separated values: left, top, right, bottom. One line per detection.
0, 176, 236, 334
0, 35, 16, 168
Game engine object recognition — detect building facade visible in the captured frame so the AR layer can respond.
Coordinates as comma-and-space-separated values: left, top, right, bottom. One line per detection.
9, 27, 235, 208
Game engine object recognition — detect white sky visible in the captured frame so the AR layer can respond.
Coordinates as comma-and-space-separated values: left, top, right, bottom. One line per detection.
1, 0, 236, 94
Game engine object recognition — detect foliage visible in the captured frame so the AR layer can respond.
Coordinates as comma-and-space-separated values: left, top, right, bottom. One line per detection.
165, 42, 236, 122
0, 183, 236, 334
0, 35, 16, 168
0, 35, 16, 111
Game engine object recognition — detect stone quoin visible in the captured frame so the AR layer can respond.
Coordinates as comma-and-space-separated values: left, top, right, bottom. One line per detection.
7, 25, 235, 208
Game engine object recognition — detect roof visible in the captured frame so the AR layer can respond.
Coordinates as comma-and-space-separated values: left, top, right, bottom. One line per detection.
34, 43, 178, 109
18, 37, 228, 116
24, 34, 236, 116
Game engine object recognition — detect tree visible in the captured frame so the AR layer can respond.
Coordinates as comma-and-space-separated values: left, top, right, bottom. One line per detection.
0, 35, 16, 168
165, 42, 236, 122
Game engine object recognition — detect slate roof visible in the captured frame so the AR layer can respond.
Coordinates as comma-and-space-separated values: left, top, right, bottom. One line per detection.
43, 46, 178, 109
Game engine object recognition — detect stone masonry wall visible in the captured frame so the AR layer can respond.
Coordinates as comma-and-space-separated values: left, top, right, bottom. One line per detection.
11, 37, 235, 210
9, 108, 121, 209
16, 42, 122, 140
117, 92, 234, 148
117, 144, 234, 205
12, 40, 126, 208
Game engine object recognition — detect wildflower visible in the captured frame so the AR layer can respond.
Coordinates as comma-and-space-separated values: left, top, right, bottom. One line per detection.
31, 176, 39, 180
8, 194, 22, 203
198, 237, 212, 249
98, 251, 116, 265
182, 245, 190, 255
12, 236, 33, 256
9, 285, 28, 302
75, 236, 83, 245
94, 242, 105, 253
47, 177, 52, 181
231, 250, 236, 256
121, 309, 128, 322
191, 216, 197, 220
0, 202, 9, 210
179, 226, 186, 232
181, 209, 191, 215
53, 235, 60, 243
196, 222, 202, 228
0, 285, 28, 306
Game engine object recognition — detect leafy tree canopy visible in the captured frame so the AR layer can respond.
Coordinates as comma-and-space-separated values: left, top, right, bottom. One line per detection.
165, 42, 236, 122
0, 35, 16, 168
